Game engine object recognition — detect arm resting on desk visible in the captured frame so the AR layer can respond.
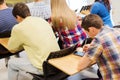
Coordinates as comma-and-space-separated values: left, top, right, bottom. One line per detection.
0, 38, 15, 53
0, 38, 23, 59
0, 44, 20, 59
48, 54, 96, 75
77, 54, 96, 72
0, 38, 23, 53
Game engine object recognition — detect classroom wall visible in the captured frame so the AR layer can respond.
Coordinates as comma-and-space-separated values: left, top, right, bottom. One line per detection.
6, 0, 120, 25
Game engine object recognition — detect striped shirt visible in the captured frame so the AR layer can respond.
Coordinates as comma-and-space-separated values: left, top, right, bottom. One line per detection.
27, 1, 51, 19
0, 8, 17, 33
87, 26, 120, 80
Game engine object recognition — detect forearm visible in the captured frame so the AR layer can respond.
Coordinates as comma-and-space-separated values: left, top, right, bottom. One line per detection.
77, 54, 95, 71
8, 46, 24, 53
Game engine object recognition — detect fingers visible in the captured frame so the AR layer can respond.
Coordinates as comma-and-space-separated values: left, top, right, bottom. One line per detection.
83, 44, 90, 52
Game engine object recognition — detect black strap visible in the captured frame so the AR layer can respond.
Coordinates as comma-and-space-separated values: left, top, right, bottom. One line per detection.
47, 44, 78, 60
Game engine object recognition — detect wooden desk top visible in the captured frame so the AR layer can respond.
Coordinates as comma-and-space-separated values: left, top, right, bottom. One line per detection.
0, 38, 20, 59
0, 38, 9, 48
48, 54, 82, 75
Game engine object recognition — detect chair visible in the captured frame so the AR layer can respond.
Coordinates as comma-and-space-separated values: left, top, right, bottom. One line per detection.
31, 44, 78, 80
31, 38, 101, 80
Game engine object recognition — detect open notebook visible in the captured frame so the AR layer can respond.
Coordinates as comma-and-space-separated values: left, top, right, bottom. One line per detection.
48, 54, 82, 75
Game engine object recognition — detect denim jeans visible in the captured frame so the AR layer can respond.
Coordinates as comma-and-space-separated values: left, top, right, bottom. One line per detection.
66, 64, 99, 80
8, 58, 43, 80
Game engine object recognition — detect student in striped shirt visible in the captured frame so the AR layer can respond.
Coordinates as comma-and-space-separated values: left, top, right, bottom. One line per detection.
27, 0, 51, 21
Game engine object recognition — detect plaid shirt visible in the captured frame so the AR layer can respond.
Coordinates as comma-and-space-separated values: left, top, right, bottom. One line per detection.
87, 27, 120, 80
58, 24, 87, 48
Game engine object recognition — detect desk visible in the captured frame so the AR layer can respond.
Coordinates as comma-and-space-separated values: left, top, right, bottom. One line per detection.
48, 54, 82, 75
0, 38, 9, 48
0, 38, 19, 59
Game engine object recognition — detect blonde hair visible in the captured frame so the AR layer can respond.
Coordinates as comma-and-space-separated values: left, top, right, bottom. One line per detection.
51, 0, 77, 30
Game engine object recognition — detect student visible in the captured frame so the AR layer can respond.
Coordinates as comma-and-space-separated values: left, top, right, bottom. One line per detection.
90, 0, 113, 27
26, 0, 51, 21
51, 0, 87, 49
0, 0, 18, 66
7, 3, 60, 80
50, 0, 100, 80
0, 0, 17, 37
78, 14, 120, 80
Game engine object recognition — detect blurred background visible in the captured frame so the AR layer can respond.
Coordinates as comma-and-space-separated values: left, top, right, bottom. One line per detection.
5, 0, 120, 25
6, 0, 32, 6
0, 0, 120, 80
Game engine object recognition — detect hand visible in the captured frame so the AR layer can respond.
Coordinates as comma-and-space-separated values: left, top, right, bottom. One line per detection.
83, 44, 90, 52
76, 47, 83, 52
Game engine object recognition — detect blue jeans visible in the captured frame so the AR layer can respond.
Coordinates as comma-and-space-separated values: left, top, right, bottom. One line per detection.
66, 64, 98, 80
8, 58, 43, 80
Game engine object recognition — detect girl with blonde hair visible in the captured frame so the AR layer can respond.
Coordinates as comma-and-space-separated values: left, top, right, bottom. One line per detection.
51, 0, 87, 48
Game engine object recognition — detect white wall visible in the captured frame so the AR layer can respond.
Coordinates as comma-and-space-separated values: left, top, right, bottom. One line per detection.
43, 0, 120, 25
66, 0, 88, 11
44, 0, 50, 5
110, 1, 120, 25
